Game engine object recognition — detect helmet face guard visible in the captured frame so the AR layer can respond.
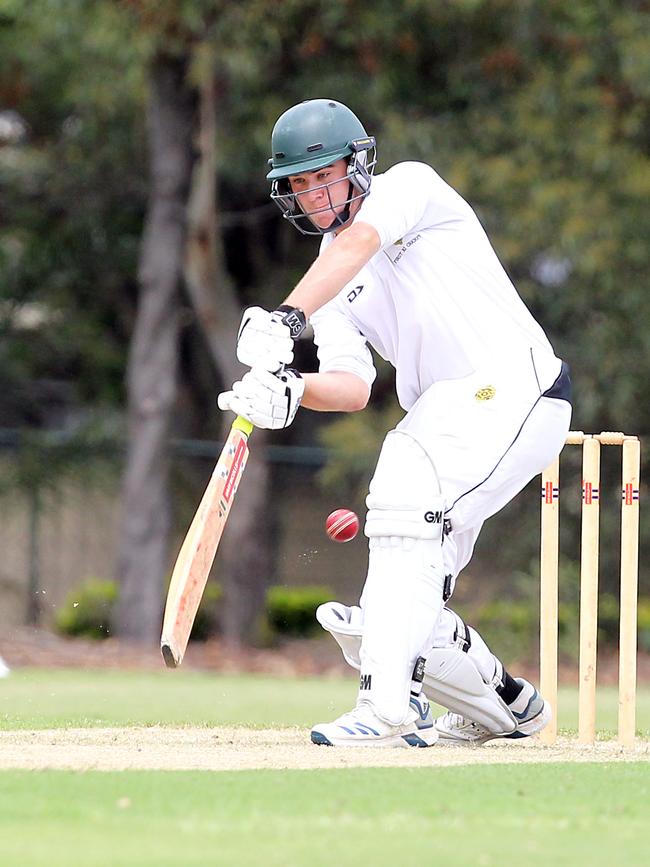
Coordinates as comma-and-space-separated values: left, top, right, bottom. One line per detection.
270, 138, 377, 235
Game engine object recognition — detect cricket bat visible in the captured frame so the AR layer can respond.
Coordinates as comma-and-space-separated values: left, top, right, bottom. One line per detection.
160, 415, 254, 668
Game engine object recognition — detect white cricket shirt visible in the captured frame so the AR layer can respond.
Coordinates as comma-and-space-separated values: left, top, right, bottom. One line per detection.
310, 161, 561, 411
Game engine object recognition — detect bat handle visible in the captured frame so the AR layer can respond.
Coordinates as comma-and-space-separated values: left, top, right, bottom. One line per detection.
232, 415, 254, 436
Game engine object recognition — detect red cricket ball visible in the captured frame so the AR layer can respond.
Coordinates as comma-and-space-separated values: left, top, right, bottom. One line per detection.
325, 509, 360, 543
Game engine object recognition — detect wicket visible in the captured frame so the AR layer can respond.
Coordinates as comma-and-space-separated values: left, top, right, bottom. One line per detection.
540, 431, 641, 746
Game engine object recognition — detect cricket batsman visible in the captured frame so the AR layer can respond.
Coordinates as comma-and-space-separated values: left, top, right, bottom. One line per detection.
218, 99, 572, 747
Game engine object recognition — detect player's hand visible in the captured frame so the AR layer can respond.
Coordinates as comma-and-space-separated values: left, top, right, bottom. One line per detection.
217, 367, 305, 430
237, 305, 307, 371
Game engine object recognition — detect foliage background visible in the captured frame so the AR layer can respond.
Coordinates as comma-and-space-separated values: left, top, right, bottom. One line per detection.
1, 0, 648, 642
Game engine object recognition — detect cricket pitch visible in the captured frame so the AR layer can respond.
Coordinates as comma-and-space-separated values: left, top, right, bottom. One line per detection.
1, 727, 648, 771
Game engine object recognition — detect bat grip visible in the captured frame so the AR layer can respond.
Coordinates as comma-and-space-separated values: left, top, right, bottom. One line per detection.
232, 416, 254, 436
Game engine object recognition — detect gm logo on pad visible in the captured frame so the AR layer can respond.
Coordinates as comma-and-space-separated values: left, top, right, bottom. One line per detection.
424, 511, 443, 523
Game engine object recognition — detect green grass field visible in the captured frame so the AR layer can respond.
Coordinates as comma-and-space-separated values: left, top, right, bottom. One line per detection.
2, 668, 650, 735
1, 669, 649, 866
1, 765, 649, 867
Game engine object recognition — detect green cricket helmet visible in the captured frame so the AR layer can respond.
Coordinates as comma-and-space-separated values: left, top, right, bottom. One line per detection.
267, 99, 377, 235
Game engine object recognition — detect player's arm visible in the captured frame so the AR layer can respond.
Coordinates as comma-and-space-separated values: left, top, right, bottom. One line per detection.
236, 221, 379, 372
283, 221, 380, 317
222, 301, 374, 426
218, 369, 370, 428
283, 164, 434, 317
301, 371, 370, 412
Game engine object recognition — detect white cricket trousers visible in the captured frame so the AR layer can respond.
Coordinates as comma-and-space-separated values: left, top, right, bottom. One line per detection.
395, 356, 572, 586
357, 353, 571, 723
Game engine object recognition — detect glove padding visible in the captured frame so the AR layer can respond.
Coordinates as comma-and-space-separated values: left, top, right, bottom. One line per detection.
236, 305, 306, 372
218, 367, 305, 430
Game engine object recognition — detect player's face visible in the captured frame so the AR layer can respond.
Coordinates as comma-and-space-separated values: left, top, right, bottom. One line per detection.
288, 159, 351, 230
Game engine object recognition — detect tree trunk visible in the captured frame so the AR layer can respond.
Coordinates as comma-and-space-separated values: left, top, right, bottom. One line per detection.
115, 51, 196, 641
184, 67, 271, 646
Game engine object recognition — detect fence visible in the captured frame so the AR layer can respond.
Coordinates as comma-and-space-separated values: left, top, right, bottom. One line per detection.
0, 429, 368, 630
1, 428, 647, 672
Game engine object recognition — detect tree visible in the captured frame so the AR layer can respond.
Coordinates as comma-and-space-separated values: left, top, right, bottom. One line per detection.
2, 0, 648, 640
183, 58, 271, 643
115, 49, 196, 640
0, 1, 146, 421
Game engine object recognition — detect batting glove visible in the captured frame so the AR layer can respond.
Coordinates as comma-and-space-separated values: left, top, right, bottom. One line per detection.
237, 305, 307, 372
217, 367, 305, 430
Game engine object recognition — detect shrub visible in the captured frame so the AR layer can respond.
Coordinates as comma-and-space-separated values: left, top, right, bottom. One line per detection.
265, 585, 334, 638
55, 578, 118, 640
468, 600, 537, 662
468, 595, 650, 664
599, 594, 650, 653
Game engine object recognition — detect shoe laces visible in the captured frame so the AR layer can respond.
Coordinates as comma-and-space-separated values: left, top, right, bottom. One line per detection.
337, 701, 378, 726
444, 712, 489, 734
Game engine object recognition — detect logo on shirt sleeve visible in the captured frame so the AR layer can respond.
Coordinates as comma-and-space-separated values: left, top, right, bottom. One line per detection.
347, 285, 364, 303
391, 233, 422, 264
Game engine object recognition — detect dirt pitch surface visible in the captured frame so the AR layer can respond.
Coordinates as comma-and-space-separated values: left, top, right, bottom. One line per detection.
1, 727, 649, 771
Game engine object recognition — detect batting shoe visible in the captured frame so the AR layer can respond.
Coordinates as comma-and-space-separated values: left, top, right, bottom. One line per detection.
311, 694, 438, 748
433, 678, 551, 745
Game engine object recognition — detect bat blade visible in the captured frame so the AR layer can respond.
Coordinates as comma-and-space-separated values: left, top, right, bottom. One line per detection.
160, 416, 254, 667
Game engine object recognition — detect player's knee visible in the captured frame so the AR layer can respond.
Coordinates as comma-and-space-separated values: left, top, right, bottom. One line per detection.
365, 431, 445, 543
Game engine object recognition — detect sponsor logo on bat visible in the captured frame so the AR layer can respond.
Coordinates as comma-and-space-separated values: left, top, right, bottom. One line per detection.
223, 438, 247, 503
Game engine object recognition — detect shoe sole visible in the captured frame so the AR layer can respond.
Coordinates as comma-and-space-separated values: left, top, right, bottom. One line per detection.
311, 729, 437, 748
505, 698, 551, 739
434, 698, 552, 745
433, 727, 496, 745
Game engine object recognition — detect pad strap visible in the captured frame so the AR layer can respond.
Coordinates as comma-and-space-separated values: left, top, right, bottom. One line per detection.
365, 498, 445, 541
424, 648, 517, 735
